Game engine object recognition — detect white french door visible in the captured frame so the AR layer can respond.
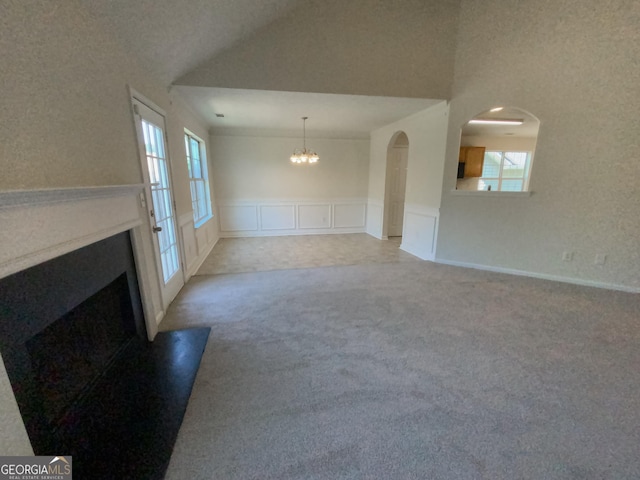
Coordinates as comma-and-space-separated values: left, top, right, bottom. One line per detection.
132, 97, 184, 309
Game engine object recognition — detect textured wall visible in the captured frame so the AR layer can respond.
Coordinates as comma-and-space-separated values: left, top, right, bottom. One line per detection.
437, 0, 640, 290
210, 134, 370, 201
1, 0, 157, 189
176, 0, 461, 99
0, 0, 209, 221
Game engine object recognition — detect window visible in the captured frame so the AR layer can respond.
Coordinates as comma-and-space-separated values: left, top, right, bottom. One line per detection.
479, 151, 531, 192
184, 131, 212, 225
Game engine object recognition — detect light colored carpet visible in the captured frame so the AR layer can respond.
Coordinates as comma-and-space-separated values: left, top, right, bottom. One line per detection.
161, 261, 640, 479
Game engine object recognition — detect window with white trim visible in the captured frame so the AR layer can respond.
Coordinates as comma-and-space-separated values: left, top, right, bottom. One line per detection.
184, 131, 212, 225
479, 151, 532, 192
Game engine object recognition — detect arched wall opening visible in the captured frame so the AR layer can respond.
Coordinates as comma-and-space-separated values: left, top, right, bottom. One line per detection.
455, 106, 540, 192
382, 131, 409, 239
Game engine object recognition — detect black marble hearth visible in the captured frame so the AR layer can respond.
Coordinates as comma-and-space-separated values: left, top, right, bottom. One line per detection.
64, 327, 209, 479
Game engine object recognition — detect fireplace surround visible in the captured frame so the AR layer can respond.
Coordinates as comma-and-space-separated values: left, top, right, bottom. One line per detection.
0, 231, 145, 453
0, 184, 160, 454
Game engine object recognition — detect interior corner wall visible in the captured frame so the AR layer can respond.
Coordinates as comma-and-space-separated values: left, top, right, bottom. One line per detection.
367, 102, 449, 259
210, 134, 369, 236
437, 0, 640, 291
175, 0, 461, 99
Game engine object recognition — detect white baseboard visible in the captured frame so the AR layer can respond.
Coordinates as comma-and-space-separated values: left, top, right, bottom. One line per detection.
434, 258, 640, 293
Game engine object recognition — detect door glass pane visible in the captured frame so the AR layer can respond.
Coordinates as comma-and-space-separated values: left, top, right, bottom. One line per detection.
141, 119, 179, 283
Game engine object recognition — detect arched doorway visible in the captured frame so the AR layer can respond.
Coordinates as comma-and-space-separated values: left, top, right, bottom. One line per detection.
383, 132, 409, 238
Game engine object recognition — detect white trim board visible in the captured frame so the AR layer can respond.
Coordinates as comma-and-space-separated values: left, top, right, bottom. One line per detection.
434, 258, 640, 294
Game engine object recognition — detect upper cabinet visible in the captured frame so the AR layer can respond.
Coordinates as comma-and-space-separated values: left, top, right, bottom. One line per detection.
459, 146, 485, 177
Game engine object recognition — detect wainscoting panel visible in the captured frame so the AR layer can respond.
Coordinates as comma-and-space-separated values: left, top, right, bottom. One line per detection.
195, 226, 208, 257
178, 213, 198, 273
298, 204, 331, 229
260, 205, 296, 231
400, 204, 439, 261
334, 203, 366, 229
219, 205, 258, 232
217, 199, 367, 237
183, 216, 218, 280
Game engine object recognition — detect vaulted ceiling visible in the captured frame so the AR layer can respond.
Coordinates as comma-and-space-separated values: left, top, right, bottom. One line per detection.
81, 0, 305, 86
81, 0, 462, 133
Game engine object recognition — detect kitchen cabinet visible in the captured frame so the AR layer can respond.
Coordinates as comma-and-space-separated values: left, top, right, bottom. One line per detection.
459, 146, 486, 177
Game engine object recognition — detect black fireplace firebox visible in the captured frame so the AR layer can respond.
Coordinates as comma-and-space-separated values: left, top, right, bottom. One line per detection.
0, 232, 146, 454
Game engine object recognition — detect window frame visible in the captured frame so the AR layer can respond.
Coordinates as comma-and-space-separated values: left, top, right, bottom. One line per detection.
184, 130, 213, 227
479, 150, 532, 192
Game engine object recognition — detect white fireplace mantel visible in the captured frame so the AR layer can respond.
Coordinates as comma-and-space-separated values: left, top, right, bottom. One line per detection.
0, 184, 147, 210
0, 184, 147, 280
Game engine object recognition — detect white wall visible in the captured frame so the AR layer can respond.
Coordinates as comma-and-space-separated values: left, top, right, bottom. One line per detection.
367, 102, 449, 259
437, 0, 640, 292
210, 134, 370, 236
176, 0, 461, 99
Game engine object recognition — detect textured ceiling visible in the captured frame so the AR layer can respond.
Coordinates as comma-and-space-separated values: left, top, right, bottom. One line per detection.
81, 0, 304, 86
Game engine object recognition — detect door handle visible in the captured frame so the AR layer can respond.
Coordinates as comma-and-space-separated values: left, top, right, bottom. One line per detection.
152, 226, 163, 233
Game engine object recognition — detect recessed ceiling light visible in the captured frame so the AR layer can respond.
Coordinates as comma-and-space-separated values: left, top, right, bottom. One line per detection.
468, 119, 523, 125
215, 113, 225, 118
490, 107, 503, 112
